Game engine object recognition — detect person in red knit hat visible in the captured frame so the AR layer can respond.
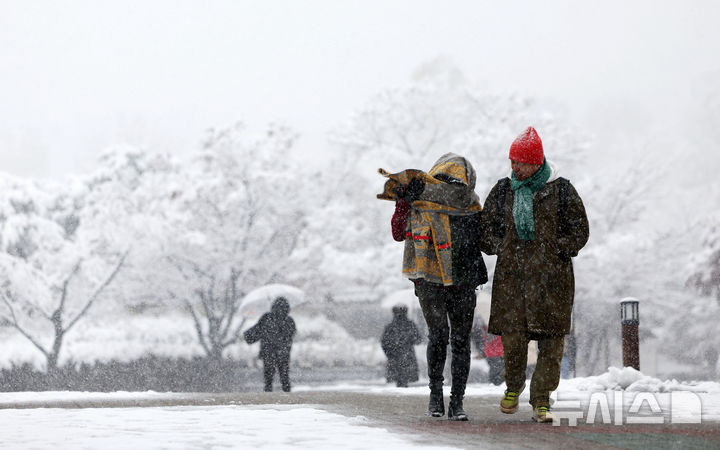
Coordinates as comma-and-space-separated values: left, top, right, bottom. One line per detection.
479, 126, 590, 423
509, 126, 544, 164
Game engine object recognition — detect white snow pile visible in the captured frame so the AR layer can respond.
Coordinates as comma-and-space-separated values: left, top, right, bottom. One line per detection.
572, 366, 720, 393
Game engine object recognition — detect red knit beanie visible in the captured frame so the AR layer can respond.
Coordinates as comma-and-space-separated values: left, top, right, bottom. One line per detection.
509, 126, 544, 165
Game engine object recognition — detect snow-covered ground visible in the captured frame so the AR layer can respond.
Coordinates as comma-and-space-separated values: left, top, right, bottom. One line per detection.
0, 404, 456, 450
293, 367, 720, 423
0, 390, 457, 450
1, 367, 719, 449
297, 380, 720, 425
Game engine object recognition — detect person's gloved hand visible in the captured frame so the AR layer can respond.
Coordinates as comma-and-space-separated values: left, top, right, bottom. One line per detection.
398, 177, 425, 202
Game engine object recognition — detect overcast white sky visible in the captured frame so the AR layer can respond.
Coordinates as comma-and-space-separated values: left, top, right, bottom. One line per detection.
1, 0, 719, 178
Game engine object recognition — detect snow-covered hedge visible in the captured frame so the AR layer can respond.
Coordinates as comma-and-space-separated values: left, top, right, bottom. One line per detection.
0, 312, 384, 370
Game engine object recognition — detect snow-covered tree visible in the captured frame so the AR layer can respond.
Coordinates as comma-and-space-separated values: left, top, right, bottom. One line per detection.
77, 147, 185, 313
661, 211, 720, 377
156, 123, 310, 360
0, 175, 127, 372
686, 213, 720, 302
570, 155, 669, 374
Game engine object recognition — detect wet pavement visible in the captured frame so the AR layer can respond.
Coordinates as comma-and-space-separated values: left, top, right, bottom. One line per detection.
2, 390, 719, 449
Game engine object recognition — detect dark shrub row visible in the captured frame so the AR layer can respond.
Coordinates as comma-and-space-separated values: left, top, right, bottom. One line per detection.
0, 357, 386, 392
0, 356, 254, 392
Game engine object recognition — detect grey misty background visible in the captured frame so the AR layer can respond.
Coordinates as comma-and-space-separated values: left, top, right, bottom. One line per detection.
0, 1, 719, 383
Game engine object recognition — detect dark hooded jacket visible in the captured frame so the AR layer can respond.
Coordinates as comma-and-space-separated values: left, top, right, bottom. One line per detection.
479, 165, 589, 336
381, 308, 422, 383
244, 298, 296, 361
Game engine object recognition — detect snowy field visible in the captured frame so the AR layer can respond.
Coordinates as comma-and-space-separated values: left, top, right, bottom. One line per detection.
1, 368, 719, 449
0, 389, 455, 450
0, 404, 456, 450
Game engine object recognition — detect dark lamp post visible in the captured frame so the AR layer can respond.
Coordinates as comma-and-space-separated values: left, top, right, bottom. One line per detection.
620, 299, 639, 325
620, 298, 640, 371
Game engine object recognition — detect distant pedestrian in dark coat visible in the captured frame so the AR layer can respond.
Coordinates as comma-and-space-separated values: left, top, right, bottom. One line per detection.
483, 329, 505, 386
471, 317, 504, 385
382, 305, 422, 387
243, 297, 296, 392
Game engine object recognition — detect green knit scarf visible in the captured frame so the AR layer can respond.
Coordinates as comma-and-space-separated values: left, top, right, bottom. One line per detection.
510, 159, 551, 241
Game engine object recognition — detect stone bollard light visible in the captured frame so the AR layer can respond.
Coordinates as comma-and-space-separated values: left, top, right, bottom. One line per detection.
620, 298, 640, 371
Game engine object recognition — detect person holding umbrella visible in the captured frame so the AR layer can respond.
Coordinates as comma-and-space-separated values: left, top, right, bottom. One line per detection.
243, 297, 296, 392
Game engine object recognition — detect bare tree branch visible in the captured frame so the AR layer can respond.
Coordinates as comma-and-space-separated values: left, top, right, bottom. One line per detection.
65, 250, 129, 332
184, 298, 211, 355
219, 269, 242, 339
0, 293, 50, 358
57, 260, 82, 315
198, 287, 214, 325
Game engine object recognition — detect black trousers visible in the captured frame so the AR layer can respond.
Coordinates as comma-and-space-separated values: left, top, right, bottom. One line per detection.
263, 354, 291, 392
415, 281, 476, 398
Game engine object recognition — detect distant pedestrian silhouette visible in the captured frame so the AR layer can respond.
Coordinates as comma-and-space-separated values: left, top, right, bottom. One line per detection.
471, 316, 505, 385
381, 305, 422, 387
243, 297, 296, 392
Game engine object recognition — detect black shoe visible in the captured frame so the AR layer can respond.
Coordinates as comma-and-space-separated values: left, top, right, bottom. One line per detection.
448, 397, 469, 421
427, 390, 444, 417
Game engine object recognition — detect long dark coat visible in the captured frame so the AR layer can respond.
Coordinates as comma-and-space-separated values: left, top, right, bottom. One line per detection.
244, 305, 296, 363
479, 177, 589, 336
381, 315, 422, 383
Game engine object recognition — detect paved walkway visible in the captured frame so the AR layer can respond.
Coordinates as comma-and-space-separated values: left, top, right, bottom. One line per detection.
2, 391, 719, 449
